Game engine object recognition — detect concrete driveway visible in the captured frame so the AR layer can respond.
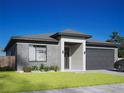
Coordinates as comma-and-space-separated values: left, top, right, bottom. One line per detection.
93, 70, 124, 76
22, 84, 124, 93
22, 70, 124, 93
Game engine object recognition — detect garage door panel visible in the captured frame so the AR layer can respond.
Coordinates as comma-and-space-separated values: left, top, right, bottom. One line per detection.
86, 48, 114, 70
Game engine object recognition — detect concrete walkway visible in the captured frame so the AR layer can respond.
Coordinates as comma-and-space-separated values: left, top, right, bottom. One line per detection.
22, 84, 124, 93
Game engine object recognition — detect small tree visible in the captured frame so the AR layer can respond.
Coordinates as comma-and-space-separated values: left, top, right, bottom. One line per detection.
106, 32, 124, 58
118, 41, 124, 57
106, 32, 123, 44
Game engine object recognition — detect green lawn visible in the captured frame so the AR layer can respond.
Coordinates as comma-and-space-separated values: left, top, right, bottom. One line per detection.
0, 72, 124, 93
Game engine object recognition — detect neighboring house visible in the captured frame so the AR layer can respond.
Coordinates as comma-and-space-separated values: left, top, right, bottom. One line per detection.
4, 29, 118, 71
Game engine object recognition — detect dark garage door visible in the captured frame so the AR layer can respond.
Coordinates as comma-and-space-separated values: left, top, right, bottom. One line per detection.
86, 48, 114, 70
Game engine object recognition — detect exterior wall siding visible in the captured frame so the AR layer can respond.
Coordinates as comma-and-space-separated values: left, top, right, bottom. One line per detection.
16, 43, 60, 71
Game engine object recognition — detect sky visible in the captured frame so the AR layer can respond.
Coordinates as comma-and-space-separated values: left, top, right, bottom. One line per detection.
0, 0, 124, 51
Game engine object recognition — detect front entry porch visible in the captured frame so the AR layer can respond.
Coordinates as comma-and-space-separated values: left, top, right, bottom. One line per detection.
60, 38, 86, 72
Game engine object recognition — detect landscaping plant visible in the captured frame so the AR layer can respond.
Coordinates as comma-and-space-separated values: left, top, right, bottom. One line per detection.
23, 66, 32, 72
39, 64, 45, 71
32, 66, 39, 71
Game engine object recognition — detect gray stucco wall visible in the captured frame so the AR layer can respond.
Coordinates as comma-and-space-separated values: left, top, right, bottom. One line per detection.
12, 41, 117, 71
71, 43, 83, 70
16, 43, 60, 71
86, 47, 115, 70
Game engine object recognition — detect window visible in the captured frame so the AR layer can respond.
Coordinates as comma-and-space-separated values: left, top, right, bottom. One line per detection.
36, 46, 46, 61
29, 45, 47, 61
29, 45, 35, 61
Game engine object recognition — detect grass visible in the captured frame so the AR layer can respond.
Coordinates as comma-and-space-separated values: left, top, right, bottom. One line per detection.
0, 72, 124, 93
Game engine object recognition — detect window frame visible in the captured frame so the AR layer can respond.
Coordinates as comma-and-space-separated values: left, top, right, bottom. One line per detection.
28, 45, 47, 62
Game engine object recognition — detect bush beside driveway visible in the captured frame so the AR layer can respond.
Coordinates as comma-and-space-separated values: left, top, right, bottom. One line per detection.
0, 71, 124, 93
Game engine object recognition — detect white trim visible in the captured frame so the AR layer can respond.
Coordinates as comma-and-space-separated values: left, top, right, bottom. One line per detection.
60, 37, 86, 72
69, 47, 72, 70
61, 37, 85, 43
63, 69, 83, 72
114, 48, 118, 62
82, 40, 86, 71
60, 39, 64, 71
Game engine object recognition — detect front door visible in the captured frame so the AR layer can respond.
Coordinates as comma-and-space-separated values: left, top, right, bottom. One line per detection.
64, 47, 70, 69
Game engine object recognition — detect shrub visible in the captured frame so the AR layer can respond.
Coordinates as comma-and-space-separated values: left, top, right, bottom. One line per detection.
39, 64, 45, 71
50, 65, 59, 72
32, 66, 39, 71
50, 66, 55, 70
53, 65, 59, 72
23, 67, 32, 72
43, 66, 50, 72
0, 66, 15, 71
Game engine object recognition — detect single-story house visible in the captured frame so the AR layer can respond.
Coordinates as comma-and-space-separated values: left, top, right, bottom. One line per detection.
4, 29, 118, 71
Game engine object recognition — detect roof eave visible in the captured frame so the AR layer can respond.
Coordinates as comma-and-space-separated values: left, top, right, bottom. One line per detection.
51, 32, 92, 39
86, 41, 118, 48
4, 38, 16, 51
4, 38, 58, 51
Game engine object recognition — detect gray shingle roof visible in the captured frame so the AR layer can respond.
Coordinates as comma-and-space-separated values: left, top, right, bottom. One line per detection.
51, 29, 92, 39
86, 40, 117, 47
4, 29, 117, 51
4, 33, 58, 51
11, 29, 92, 41
63, 29, 85, 34
11, 33, 58, 42
12, 29, 92, 41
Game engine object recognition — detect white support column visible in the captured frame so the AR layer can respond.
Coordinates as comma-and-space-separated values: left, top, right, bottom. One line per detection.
60, 39, 64, 71
114, 48, 118, 62
82, 40, 86, 71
